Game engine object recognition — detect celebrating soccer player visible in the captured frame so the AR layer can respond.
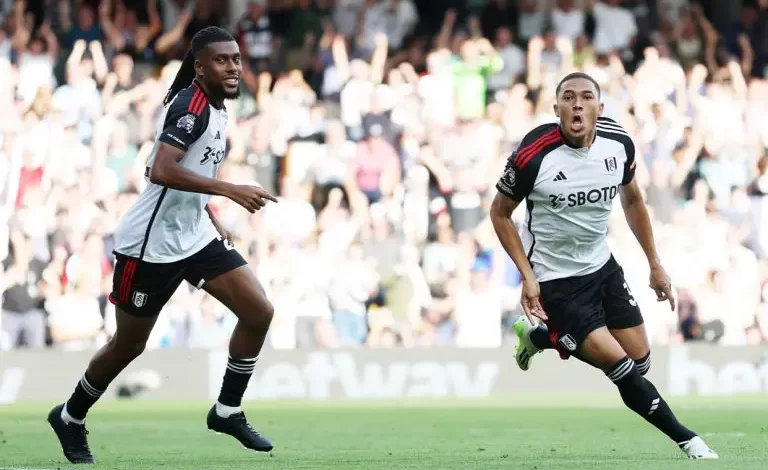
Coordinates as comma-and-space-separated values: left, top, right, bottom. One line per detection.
490, 72, 718, 460
47, 27, 276, 464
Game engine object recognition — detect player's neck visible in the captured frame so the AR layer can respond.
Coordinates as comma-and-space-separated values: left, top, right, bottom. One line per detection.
559, 126, 596, 149
194, 78, 224, 109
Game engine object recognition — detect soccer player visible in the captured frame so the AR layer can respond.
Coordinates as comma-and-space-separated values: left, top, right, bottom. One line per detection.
47, 27, 277, 464
490, 72, 718, 459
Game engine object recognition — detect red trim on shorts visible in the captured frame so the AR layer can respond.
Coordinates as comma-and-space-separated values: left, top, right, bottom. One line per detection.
545, 320, 570, 360
108, 293, 118, 305
120, 259, 138, 304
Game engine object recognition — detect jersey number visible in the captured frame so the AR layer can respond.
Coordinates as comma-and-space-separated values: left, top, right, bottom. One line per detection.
200, 147, 224, 165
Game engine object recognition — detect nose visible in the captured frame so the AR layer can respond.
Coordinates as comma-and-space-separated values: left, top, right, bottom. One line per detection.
226, 60, 239, 74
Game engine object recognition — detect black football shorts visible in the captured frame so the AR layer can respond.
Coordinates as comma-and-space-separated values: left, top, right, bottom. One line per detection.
109, 237, 247, 317
538, 256, 644, 359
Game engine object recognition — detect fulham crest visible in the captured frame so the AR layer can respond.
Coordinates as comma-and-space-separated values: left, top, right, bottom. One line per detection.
133, 291, 148, 308
604, 156, 617, 173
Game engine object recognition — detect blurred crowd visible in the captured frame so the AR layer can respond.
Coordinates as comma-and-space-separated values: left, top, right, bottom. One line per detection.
1, 0, 768, 352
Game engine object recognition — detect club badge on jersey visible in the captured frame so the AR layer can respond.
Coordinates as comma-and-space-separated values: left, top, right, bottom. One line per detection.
605, 156, 617, 173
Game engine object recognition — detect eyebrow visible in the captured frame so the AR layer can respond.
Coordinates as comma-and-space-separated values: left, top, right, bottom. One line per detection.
562, 89, 595, 95
214, 52, 241, 58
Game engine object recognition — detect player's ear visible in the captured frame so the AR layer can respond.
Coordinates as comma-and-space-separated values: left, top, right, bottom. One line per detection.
598, 102, 604, 117
553, 102, 559, 117
194, 59, 203, 78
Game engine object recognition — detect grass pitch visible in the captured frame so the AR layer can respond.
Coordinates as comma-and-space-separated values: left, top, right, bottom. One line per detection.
2, 396, 768, 469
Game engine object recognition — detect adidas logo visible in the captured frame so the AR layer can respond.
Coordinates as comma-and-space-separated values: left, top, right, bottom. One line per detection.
648, 397, 660, 415
214, 131, 221, 140
553, 171, 567, 182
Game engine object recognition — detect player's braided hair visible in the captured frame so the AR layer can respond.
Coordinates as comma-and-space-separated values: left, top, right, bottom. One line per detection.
163, 26, 236, 106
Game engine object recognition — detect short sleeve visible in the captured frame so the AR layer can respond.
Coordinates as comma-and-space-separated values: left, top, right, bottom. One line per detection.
597, 116, 636, 186
157, 91, 210, 152
620, 132, 636, 185
496, 154, 536, 201
495, 123, 557, 201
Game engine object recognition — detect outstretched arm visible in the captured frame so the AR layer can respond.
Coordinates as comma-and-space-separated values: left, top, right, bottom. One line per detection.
151, 143, 275, 213
150, 143, 230, 195
150, 93, 276, 211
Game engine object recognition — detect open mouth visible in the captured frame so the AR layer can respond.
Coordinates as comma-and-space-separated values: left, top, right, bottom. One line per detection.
224, 77, 239, 87
571, 115, 584, 131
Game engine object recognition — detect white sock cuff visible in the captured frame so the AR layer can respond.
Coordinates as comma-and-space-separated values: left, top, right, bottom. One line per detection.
606, 356, 635, 382
226, 356, 259, 374
636, 353, 651, 374
80, 375, 105, 398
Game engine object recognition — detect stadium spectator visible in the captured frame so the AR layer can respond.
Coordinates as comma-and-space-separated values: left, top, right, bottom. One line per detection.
1, 0, 768, 352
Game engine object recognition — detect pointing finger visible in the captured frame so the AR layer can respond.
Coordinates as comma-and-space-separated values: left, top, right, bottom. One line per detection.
259, 190, 278, 203
665, 285, 676, 311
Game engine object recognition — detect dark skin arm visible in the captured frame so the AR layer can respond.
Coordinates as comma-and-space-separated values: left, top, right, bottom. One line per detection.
205, 203, 232, 245
490, 192, 547, 322
149, 142, 277, 213
619, 179, 675, 310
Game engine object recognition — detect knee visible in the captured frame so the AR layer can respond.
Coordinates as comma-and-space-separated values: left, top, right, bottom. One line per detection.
636, 351, 651, 376
262, 300, 275, 326
242, 299, 274, 331
109, 336, 147, 361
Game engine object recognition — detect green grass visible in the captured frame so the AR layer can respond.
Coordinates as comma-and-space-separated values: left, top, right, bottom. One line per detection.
2, 397, 768, 469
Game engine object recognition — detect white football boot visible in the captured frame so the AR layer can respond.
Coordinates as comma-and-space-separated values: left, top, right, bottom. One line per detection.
680, 436, 719, 459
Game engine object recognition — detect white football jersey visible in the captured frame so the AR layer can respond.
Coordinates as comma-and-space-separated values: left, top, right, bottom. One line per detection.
496, 117, 636, 282
114, 81, 228, 263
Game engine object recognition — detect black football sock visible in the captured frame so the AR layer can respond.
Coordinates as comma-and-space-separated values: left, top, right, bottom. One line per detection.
529, 326, 554, 349
636, 351, 651, 376
217, 356, 257, 415
607, 356, 696, 445
64, 372, 107, 422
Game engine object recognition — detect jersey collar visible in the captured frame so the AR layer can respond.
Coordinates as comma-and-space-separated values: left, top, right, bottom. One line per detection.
192, 79, 225, 110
